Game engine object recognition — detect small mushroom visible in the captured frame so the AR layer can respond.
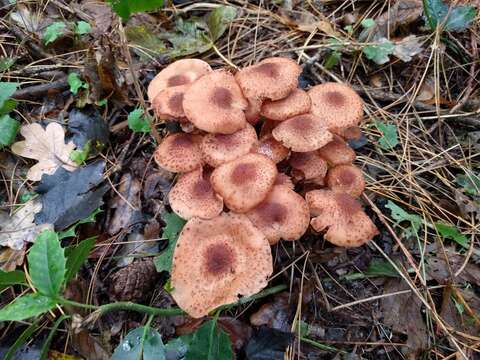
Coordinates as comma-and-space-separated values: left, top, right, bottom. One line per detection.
171, 212, 273, 318
147, 59, 212, 102
326, 164, 365, 198
211, 153, 278, 212
252, 135, 290, 164
246, 185, 310, 244
201, 124, 258, 167
305, 189, 378, 247
317, 135, 356, 166
289, 151, 328, 184
235, 57, 302, 101
340, 125, 362, 140
154, 133, 203, 173
183, 70, 248, 134
168, 168, 223, 220
308, 82, 364, 133
152, 85, 187, 120
272, 114, 333, 152
260, 89, 311, 121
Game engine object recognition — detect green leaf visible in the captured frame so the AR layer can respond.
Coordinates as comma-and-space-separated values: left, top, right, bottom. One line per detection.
0, 82, 18, 110
423, 0, 477, 32
385, 201, 423, 238
365, 259, 400, 277
70, 140, 91, 165
324, 51, 341, 69
27, 230, 66, 297
108, 0, 165, 20
374, 120, 399, 150
67, 73, 88, 95
207, 6, 237, 41
58, 208, 102, 240
39, 314, 69, 360
361, 18, 375, 28
435, 223, 469, 248
4, 320, 39, 360
0, 57, 15, 72
363, 39, 395, 65
154, 212, 186, 273
0, 293, 56, 321
185, 320, 233, 360
0, 269, 27, 287
74, 21, 92, 35
43, 22, 66, 45
0, 99, 17, 115
128, 108, 151, 133
111, 326, 166, 360
456, 173, 480, 196
0, 115, 20, 146
64, 237, 96, 283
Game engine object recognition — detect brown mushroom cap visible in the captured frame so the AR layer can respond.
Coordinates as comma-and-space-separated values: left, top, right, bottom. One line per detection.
317, 135, 356, 166
272, 114, 334, 152
211, 153, 278, 212
183, 70, 248, 134
168, 168, 223, 220
252, 135, 290, 164
260, 89, 311, 121
235, 57, 302, 101
340, 126, 362, 140
246, 185, 310, 244
154, 133, 203, 173
147, 59, 212, 102
305, 189, 378, 247
326, 164, 365, 198
201, 124, 257, 167
171, 212, 273, 318
245, 97, 263, 125
289, 151, 328, 183
274, 173, 294, 189
308, 82, 364, 131
152, 85, 187, 120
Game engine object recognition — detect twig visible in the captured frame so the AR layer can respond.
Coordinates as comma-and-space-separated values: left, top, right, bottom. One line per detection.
12, 77, 69, 100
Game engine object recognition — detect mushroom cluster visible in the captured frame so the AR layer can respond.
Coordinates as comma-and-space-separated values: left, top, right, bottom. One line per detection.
148, 57, 379, 318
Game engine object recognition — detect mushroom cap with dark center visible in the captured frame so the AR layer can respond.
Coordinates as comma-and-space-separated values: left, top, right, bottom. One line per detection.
154, 133, 203, 173
152, 85, 187, 120
326, 164, 365, 197
260, 89, 311, 121
246, 185, 310, 244
289, 151, 328, 183
308, 82, 364, 131
317, 135, 356, 166
201, 124, 258, 167
183, 70, 248, 134
305, 189, 378, 247
168, 168, 223, 219
147, 59, 212, 102
171, 213, 273, 318
252, 135, 290, 164
235, 57, 302, 101
272, 114, 333, 152
211, 153, 278, 213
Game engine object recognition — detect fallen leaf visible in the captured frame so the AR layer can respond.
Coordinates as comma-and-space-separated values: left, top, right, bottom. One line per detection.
0, 247, 25, 271
454, 190, 480, 221
245, 327, 294, 360
68, 107, 109, 152
392, 35, 423, 62
0, 200, 53, 250
426, 247, 480, 286
249, 292, 291, 331
277, 9, 341, 36
217, 317, 252, 351
11, 122, 77, 181
362, 38, 395, 65
72, 329, 110, 360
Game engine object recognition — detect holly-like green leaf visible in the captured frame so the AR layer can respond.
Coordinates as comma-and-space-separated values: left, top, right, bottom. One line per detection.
0, 293, 56, 321
43, 22, 66, 45
67, 73, 88, 95
423, 0, 477, 32
0, 82, 18, 110
153, 212, 186, 273
435, 223, 468, 248
362, 39, 395, 65
385, 201, 423, 238
0, 115, 20, 146
207, 6, 237, 41
108, 0, 164, 20
70, 140, 91, 165
64, 237, 96, 283
27, 230, 66, 297
74, 21, 91, 35
456, 173, 480, 196
111, 326, 166, 360
374, 120, 399, 150
128, 108, 151, 133
184, 320, 233, 360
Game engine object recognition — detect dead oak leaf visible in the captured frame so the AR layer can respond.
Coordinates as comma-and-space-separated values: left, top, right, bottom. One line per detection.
11, 122, 77, 181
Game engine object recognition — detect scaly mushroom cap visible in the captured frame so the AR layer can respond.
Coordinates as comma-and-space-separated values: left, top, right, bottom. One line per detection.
171, 213, 273, 318
305, 190, 378, 247
274, 173, 294, 190
289, 151, 328, 183
340, 125, 362, 140
326, 164, 365, 198
252, 135, 290, 164
260, 89, 311, 121
152, 85, 187, 120
272, 114, 333, 152
154, 133, 203, 173
317, 135, 356, 166
235, 57, 302, 101
211, 153, 278, 213
246, 185, 310, 244
308, 82, 364, 132
147, 59, 212, 102
168, 168, 223, 220
183, 70, 248, 134
245, 97, 263, 125
201, 124, 257, 167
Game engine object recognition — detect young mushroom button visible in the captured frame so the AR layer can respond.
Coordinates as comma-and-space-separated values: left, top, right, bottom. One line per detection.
154, 133, 203, 173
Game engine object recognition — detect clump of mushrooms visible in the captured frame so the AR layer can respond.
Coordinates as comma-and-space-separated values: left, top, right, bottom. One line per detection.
147, 57, 379, 318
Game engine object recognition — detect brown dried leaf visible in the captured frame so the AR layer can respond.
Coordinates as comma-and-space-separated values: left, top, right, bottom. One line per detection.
250, 292, 291, 331
426, 248, 480, 286
454, 190, 480, 221
0, 247, 25, 271
72, 330, 110, 360
108, 173, 142, 235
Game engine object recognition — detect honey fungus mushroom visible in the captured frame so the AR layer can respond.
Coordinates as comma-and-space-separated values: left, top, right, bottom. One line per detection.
305, 190, 378, 247
183, 70, 248, 134
260, 89, 311, 121
317, 135, 356, 166
154, 133, 203, 173
168, 168, 223, 220
252, 135, 290, 164
246, 185, 310, 244
289, 151, 328, 184
326, 164, 365, 198
211, 153, 278, 212
147, 59, 212, 102
171, 213, 273, 318
152, 85, 187, 120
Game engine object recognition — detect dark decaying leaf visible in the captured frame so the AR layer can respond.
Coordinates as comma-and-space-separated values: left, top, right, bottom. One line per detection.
245, 327, 294, 360
34, 161, 108, 230
426, 247, 480, 286
250, 292, 291, 331
68, 107, 109, 150
72, 329, 110, 360
110, 258, 157, 302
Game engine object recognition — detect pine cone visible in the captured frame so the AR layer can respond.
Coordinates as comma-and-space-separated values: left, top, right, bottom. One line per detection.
110, 258, 157, 302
